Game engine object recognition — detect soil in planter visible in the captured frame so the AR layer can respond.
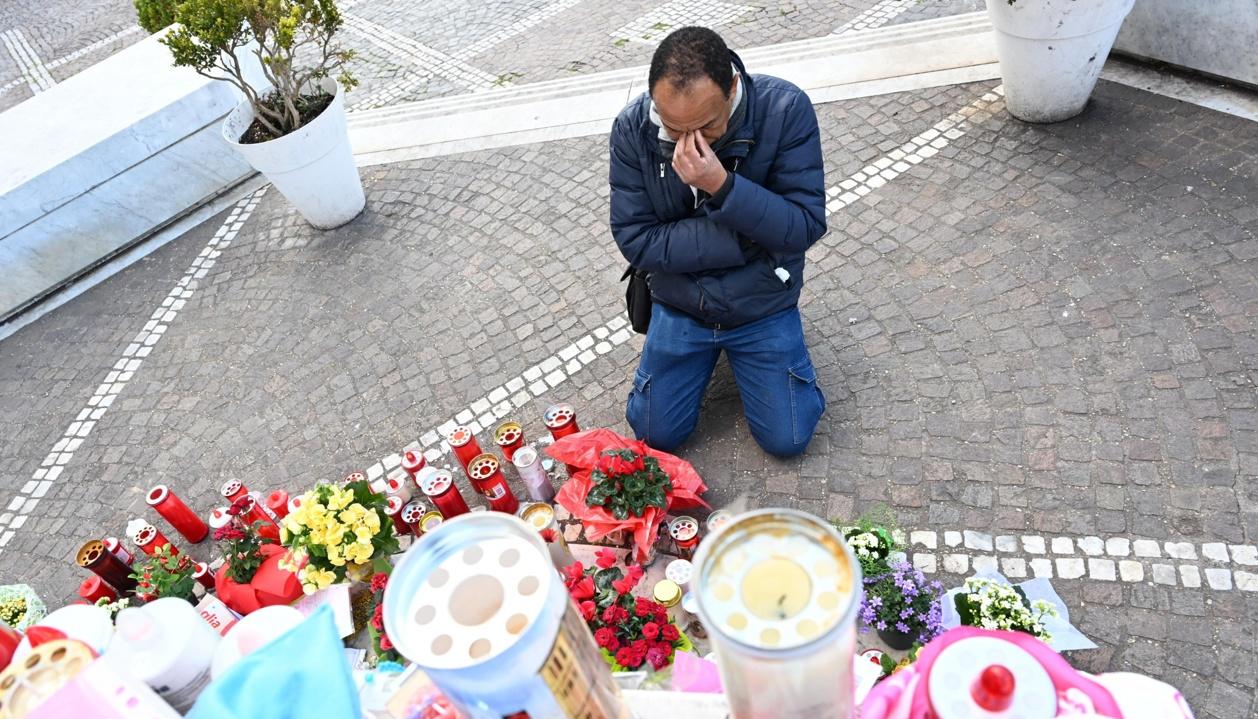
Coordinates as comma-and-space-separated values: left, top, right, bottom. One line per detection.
240, 92, 334, 144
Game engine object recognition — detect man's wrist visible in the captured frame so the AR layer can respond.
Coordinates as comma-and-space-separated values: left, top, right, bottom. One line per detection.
708, 170, 734, 206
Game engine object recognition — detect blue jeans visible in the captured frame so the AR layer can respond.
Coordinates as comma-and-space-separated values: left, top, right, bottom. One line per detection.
626, 303, 826, 457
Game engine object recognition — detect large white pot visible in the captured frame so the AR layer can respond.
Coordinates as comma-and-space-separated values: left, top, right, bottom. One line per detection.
985, 0, 1136, 123
222, 77, 365, 229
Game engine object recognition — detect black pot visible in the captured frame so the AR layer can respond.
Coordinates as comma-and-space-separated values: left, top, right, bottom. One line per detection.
878, 627, 916, 651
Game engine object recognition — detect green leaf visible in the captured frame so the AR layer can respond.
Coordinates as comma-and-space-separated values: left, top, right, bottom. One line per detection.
954, 592, 975, 627
594, 567, 623, 595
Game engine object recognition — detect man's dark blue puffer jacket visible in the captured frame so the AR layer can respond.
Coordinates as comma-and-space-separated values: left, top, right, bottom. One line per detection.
609, 51, 826, 328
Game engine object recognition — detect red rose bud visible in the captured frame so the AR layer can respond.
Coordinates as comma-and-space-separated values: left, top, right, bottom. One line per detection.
379, 633, 393, 651
642, 622, 660, 640
594, 627, 617, 650
662, 623, 680, 642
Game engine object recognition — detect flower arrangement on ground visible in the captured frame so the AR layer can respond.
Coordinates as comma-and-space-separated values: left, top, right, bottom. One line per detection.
131, 545, 197, 601
366, 572, 401, 665
281, 480, 398, 595
834, 505, 900, 580
859, 560, 944, 650
0, 585, 46, 631
214, 506, 304, 616
550, 428, 707, 563
953, 576, 1058, 642
562, 548, 691, 671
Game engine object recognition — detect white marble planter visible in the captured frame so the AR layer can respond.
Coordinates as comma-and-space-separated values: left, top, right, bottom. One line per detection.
985, 0, 1135, 123
222, 78, 365, 229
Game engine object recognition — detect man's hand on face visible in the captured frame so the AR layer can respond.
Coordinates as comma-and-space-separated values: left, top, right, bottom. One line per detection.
671, 131, 727, 196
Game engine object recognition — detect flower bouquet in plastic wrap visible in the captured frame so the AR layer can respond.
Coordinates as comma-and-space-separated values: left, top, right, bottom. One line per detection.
548, 428, 707, 563
0, 584, 45, 631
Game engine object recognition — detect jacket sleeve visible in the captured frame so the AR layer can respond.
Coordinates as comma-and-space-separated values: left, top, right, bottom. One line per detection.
704, 92, 827, 255
609, 116, 747, 274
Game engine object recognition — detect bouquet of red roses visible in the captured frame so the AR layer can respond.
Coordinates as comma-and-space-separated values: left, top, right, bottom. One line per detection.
550, 428, 707, 563
562, 548, 690, 671
367, 572, 401, 665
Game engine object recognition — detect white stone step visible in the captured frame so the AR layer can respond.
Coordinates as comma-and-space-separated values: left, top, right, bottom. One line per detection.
348, 12, 999, 165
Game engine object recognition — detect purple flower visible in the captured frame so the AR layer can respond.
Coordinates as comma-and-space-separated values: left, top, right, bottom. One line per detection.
895, 621, 910, 634
876, 620, 887, 631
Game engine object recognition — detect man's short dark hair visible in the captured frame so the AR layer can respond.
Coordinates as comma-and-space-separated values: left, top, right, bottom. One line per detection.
648, 27, 733, 96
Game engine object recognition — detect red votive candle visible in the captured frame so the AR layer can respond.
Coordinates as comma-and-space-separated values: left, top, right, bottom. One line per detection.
419, 468, 471, 519
447, 426, 483, 473
78, 575, 118, 603
266, 490, 290, 519
146, 485, 209, 543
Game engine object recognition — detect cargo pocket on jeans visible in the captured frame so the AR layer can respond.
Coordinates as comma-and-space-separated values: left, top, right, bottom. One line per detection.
627, 368, 652, 439
787, 360, 824, 446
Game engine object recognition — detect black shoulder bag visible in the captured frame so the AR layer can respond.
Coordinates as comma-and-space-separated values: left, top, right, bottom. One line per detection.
621, 266, 652, 334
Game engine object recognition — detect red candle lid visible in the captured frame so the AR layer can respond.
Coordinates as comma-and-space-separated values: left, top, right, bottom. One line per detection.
385, 495, 404, 515
343, 471, 367, 484
103, 537, 120, 552
386, 468, 409, 492
194, 562, 210, 578
669, 516, 699, 541
208, 507, 232, 529
420, 469, 453, 496
145, 485, 170, 505
447, 426, 474, 448
543, 404, 574, 428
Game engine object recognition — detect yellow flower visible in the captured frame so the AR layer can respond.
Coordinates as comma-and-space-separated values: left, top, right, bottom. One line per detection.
344, 542, 373, 565
362, 510, 381, 533
323, 522, 348, 547
338, 503, 367, 526
354, 524, 375, 544
326, 543, 346, 567
327, 487, 354, 511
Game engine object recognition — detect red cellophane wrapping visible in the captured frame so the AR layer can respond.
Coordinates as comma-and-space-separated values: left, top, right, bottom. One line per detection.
214, 544, 304, 616
549, 428, 708, 562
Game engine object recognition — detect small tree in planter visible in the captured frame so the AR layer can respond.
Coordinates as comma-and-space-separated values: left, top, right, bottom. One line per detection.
134, 0, 367, 228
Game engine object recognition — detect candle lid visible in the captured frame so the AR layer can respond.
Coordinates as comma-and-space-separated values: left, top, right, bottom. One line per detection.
134, 525, 157, 546
401, 501, 427, 523
420, 468, 453, 496
542, 404, 574, 428
692, 509, 856, 651
447, 426, 474, 448
125, 518, 148, 540
665, 559, 693, 586
467, 454, 500, 479
343, 471, 367, 485
420, 511, 444, 532
705, 510, 732, 532
385, 495, 404, 515
194, 562, 211, 578
669, 516, 699, 542
493, 421, 522, 445
511, 445, 539, 468
652, 580, 682, 606
145, 485, 170, 505
75, 540, 109, 568
386, 468, 409, 492
287, 496, 303, 514
208, 507, 232, 529
520, 503, 554, 529
103, 537, 121, 552
382, 513, 552, 670
402, 450, 426, 472
926, 637, 1055, 718
220, 479, 243, 498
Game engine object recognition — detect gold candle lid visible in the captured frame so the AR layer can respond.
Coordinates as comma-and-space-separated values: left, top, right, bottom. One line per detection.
652, 579, 682, 607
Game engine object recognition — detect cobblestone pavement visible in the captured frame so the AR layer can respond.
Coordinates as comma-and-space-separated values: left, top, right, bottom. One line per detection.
1, 0, 980, 114
2, 59, 1257, 717
0, 0, 142, 112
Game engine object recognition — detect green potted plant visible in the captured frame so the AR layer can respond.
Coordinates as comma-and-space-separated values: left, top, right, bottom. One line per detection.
984, 0, 1136, 122
858, 560, 944, 651
131, 545, 198, 602
953, 576, 1058, 641
134, 0, 365, 228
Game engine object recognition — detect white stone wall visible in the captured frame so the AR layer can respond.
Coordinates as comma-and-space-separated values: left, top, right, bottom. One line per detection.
1115, 0, 1258, 87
